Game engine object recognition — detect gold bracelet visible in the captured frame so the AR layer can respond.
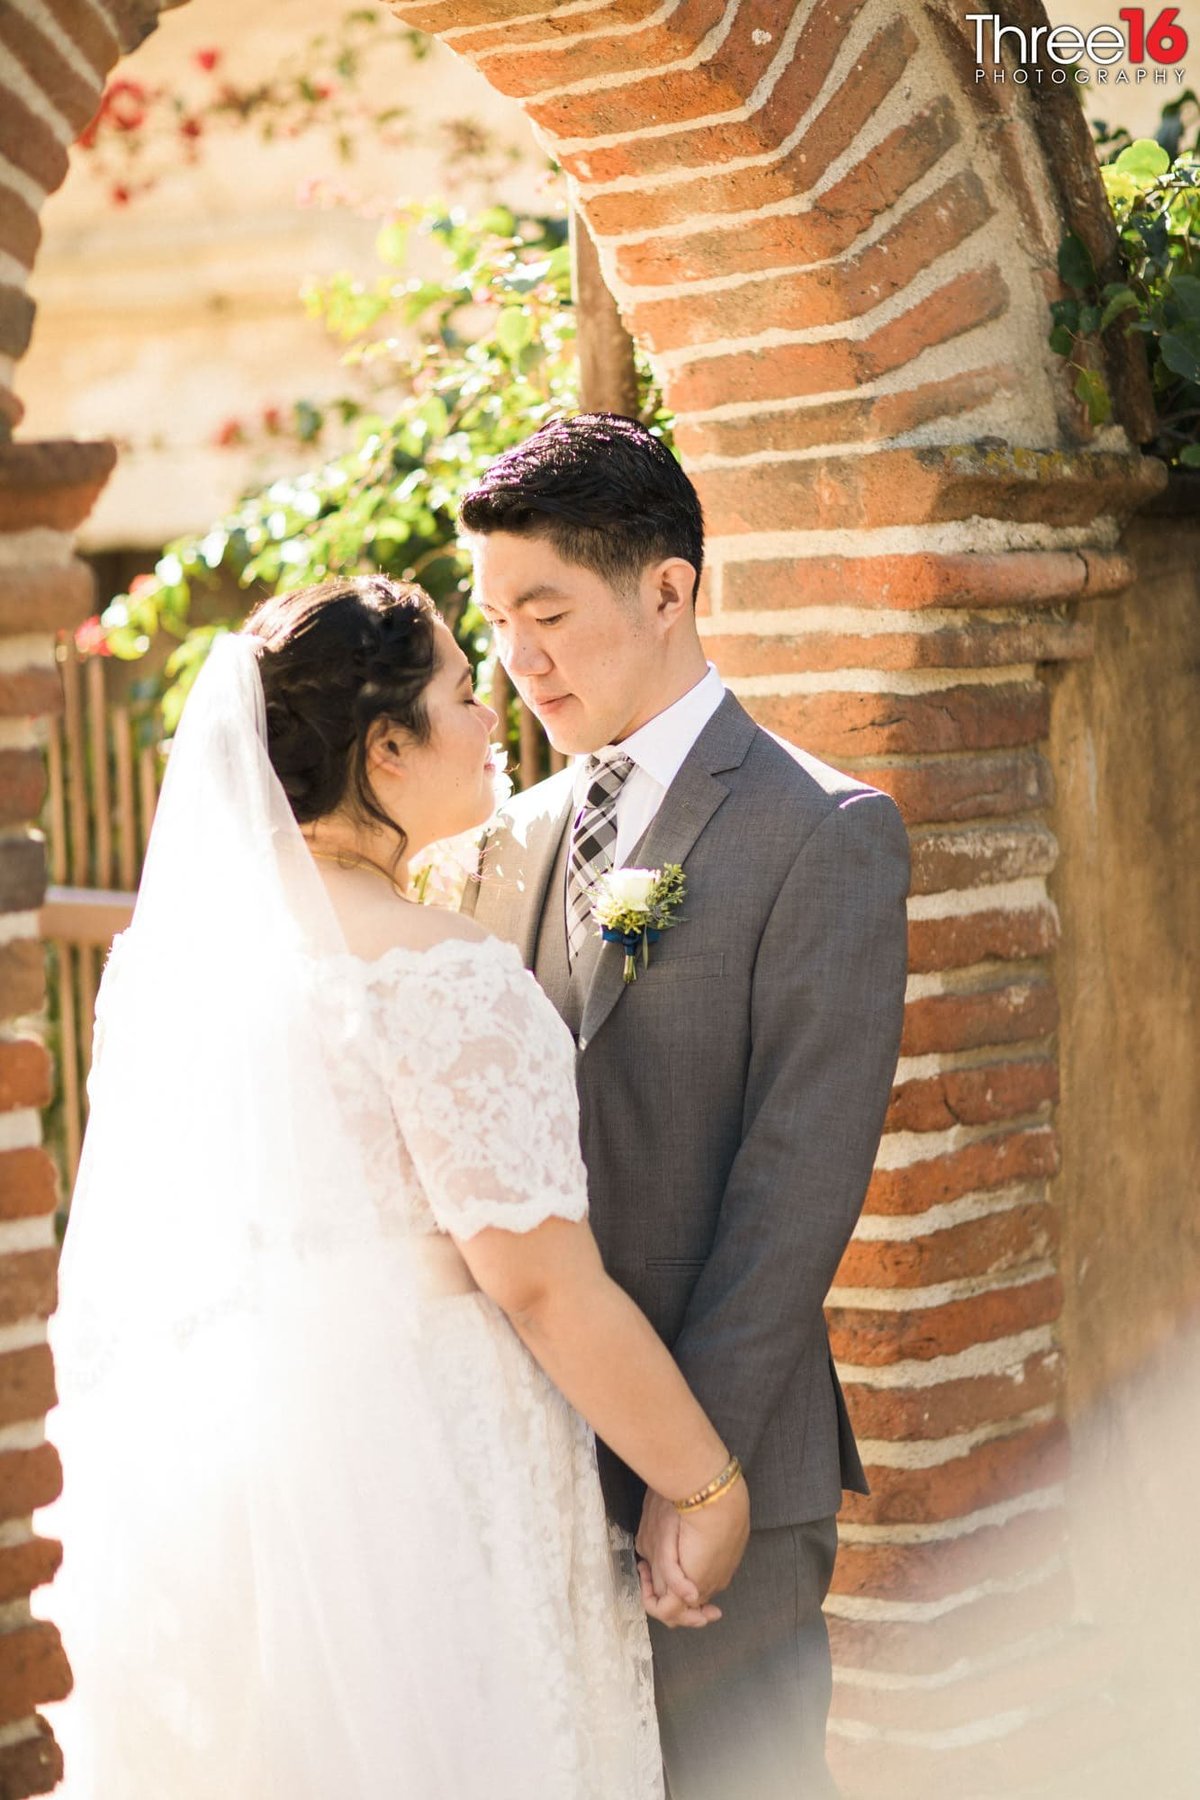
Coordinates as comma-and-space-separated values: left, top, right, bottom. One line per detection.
674, 1454, 743, 1514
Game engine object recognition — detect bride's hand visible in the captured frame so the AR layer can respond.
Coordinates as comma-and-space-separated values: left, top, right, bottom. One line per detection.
636, 1546, 721, 1629
635, 1478, 750, 1627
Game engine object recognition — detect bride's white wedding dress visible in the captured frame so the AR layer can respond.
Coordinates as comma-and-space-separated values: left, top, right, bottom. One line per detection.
36, 635, 664, 1799
301, 929, 664, 1795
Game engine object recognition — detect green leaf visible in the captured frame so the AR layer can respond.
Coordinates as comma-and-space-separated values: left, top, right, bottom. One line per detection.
1074, 366, 1112, 426
1160, 330, 1200, 384
1102, 168, 1143, 210
1178, 443, 1200, 467
495, 307, 533, 357
375, 219, 409, 266
1078, 304, 1101, 335
1049, 323, 1075, 356
294, 399, 324, 443
1099, 286, 1140, 331
1058, 233, 1097, 293
477, 205, 516, 239
417, 392, 450, 439
1113, 138, 1171, 180
105, 625, 151, 660
1170, 274, 1200, 322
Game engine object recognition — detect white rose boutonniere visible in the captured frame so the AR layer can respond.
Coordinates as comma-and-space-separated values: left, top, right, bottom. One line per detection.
588, 862, 687, 984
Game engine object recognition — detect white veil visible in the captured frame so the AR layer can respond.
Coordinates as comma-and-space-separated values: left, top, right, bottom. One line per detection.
36, 632, 538, 1797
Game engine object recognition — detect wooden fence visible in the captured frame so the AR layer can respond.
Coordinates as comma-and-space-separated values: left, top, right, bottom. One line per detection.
37, 631, 560, 1191
37, 634, 158, 1188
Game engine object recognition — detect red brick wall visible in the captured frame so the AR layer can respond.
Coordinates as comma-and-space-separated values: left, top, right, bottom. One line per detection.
0, 3, 125, 1791
0, 1, 1170, 1793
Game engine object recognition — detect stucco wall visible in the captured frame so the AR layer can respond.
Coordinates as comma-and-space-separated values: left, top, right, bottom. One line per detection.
17, 0, 542, 551
1049, 504, 1200, 1789
1050, 490, 1200, 1416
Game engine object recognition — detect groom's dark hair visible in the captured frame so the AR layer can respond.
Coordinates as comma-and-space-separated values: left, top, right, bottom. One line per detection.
458, 413, 704, 605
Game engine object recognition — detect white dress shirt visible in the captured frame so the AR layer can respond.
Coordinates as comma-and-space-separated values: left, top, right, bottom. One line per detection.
570, 662, 726, 868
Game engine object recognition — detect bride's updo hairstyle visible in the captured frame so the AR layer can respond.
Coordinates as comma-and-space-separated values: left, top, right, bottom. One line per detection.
243, 575, 439, 869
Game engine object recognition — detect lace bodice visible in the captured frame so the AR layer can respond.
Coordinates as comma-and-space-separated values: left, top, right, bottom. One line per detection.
311, 932, 590, 1240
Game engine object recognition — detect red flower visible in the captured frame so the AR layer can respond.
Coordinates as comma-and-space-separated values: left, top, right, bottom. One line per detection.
105, 78, 147, 133
194, 48, 221, 73
179, 117, 203, 140
74, 617, 112, 658
110, 184, 131, 207
213, 417, 245, 448
261, 406, 283, 434
128, 574, 157, 598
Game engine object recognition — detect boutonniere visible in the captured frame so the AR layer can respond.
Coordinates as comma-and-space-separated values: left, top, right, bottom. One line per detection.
589, 863, 686, 984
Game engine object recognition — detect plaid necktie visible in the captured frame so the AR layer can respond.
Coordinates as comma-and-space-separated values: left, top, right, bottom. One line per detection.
566, 750, 635, 966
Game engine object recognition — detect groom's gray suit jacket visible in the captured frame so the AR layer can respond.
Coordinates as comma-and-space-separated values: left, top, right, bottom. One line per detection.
464, 692, 910, 1534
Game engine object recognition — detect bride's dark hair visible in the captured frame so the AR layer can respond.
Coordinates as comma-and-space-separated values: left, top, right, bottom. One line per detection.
243, 575, 440, 874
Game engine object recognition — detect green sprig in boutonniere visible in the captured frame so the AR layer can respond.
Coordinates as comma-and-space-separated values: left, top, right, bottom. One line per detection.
588, 864, 686, 984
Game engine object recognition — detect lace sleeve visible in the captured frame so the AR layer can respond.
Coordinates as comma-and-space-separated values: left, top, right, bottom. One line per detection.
380, 937, 590, 1239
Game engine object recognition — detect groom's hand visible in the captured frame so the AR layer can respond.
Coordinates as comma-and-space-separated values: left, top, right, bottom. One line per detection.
677, 1480, 750, 1601
636, 1484, 749, 1625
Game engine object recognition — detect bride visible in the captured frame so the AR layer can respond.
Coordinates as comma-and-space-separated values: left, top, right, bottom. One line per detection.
37, 575, 749, 1798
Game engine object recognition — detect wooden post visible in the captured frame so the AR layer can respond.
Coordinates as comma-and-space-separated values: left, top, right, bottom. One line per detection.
570, 209, 639, 418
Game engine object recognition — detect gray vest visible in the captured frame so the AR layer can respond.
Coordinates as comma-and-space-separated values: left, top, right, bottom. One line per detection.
533, 807, 653, 1040
532, 816, 592, 1039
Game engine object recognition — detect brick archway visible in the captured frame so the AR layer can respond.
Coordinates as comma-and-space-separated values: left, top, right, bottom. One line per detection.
0, 3, 1168, 1795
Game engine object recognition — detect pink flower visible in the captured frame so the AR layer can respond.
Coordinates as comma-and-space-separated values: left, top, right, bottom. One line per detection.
194, 48, 221, 73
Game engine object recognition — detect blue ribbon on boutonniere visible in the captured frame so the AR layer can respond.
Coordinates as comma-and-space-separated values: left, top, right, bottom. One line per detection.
600, 924, 662, 983
589, 864, 686, 984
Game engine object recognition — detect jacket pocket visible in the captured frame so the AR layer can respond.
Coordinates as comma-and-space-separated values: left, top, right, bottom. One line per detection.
656, 952, 725, 982
644, 1256, 706, 1271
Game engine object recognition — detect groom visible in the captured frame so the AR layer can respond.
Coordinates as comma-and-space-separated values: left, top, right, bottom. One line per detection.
459, 415, 908, 1799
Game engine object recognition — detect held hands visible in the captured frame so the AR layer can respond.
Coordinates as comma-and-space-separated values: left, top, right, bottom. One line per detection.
635, 1468, 750, 1630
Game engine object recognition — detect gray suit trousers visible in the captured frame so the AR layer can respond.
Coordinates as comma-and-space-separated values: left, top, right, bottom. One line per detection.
649, 1516, 840, 1800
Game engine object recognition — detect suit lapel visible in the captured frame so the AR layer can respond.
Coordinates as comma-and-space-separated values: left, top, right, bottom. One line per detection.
578, 692, 759, 1053
516, 793, 572, 967
474, 772, 573, 967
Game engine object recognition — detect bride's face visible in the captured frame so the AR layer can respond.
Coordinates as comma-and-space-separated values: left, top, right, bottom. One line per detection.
369, 621, 499, 854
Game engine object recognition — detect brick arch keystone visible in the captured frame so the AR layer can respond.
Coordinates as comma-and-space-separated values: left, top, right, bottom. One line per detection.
0, 0, 1168, 1794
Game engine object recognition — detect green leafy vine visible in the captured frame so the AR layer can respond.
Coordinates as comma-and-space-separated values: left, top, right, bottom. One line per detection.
97, 200, 669, 736
1051, 102, 1200, 468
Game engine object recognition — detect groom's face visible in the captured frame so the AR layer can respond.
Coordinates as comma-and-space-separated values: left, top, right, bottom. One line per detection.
466, 530, 661, 754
